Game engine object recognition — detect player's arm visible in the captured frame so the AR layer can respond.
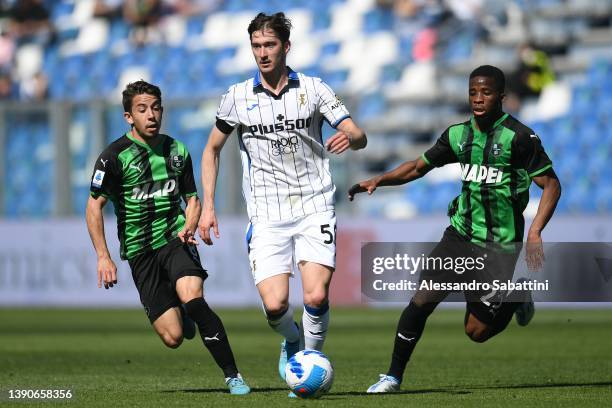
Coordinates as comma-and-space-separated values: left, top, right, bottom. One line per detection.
348, 157, 432, 200
326, 118, 367, 154
85, 195, 117, 289
178, 152, 201, 245
179, 195, 201, 245
529, 170, 561, 238
526, 170, 562, 270
513, 131, 560, 270
349, 127, 454, 200
198, 126, 231, 245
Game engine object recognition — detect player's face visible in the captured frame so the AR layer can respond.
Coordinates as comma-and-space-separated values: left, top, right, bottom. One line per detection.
469, 76, 503, 119
251, 29, 289, 74
124, 93, 163, 140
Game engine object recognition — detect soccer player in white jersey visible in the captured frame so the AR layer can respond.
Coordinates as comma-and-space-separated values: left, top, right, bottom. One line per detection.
198, 12, 367, 385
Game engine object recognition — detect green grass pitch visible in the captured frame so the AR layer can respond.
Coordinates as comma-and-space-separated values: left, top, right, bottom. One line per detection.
1, 308, 611, 407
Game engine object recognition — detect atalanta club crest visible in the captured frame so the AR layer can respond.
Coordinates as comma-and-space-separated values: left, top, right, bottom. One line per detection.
169, 155, 184, 170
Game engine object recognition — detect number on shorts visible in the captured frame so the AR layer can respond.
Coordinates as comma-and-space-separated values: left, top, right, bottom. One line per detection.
320, 224, 336, 244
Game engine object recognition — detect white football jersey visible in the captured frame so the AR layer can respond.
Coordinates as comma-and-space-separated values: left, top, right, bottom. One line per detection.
215, 68, 351, 222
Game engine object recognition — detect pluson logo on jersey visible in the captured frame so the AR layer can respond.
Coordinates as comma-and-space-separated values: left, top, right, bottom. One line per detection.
131, 180, 177, 199
248, 114, 312, 137
460, 164, 504, 184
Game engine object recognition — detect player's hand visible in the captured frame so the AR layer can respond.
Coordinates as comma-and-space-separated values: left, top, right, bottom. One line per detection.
526, 230, 544, 272
325, 131, 351, 154
178, 228, 199, 245
198, 209, 219, 246
348, 178, 379, 201
97, 255, 117, 289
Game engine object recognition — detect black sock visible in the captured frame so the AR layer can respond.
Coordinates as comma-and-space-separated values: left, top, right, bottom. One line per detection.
387, 301, 435, 382
488, 301, 521, 338
184, 298, 238, 378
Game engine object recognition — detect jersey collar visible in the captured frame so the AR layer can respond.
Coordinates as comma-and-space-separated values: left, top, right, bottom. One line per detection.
470, 112, 508, 135
253, 66, 300, 98
126, 130, 166, 152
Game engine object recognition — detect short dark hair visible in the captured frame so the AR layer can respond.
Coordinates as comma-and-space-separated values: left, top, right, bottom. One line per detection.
122, 80, 162, 112
469, 65, 505, 93
247, 12, 292, 43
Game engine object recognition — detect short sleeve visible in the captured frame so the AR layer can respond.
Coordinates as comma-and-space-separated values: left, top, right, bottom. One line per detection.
421, 128, 457, 167
215, 86, 239, 134
316, 78, 350, 128
179, 153, 198, 197
511, 132, 553, 177
90, 149, 120, 199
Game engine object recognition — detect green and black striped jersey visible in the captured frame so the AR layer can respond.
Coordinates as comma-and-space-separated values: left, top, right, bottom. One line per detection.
90, 132, 198, 259
422, 113, 553, 243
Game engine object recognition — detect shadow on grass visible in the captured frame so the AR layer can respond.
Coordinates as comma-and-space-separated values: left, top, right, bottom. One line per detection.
328, 389, 472, 397
162, 387, 287, 394
470, 381, 612, 391
162, 381, 612, 398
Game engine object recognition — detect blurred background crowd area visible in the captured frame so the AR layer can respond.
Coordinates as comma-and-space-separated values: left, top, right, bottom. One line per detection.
0, 0, 610, 219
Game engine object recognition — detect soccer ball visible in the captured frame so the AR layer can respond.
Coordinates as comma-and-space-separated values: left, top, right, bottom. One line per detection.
285, 350, 334, 398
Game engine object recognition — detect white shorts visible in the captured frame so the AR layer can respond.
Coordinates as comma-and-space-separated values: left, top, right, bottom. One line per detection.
245, 210, 336, 285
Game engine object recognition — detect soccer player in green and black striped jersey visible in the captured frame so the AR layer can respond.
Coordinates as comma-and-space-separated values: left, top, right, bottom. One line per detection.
348, 65, 561, 393
85, 80, 250, 395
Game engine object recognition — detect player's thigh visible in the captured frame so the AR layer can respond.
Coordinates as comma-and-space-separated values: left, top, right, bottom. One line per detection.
299, 261, 333, 304
256, 273, 290, 313
464, 249, 521, 324
247, 220, 295, 285
159, 239, 208, 303
294, 210, 336, 272
175, 275, 204, 303
152, 306, 183, 347
414, 227, 466, 307
128, 250, 181, 324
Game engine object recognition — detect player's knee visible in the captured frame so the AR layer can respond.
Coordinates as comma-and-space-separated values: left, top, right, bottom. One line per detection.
178, 290, 202, 304
176, 275, 204, 304
264, 300, 289, 317
464, 325, 490, 343
303, 289, 327, 308
160, 330, 183, 349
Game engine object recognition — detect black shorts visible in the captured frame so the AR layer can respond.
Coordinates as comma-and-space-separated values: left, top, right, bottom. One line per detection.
128, 238, 208, 324
418, 226, 521, 325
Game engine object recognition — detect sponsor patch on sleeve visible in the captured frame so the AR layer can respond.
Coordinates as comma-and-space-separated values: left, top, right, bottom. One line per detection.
92, 170, 105, 188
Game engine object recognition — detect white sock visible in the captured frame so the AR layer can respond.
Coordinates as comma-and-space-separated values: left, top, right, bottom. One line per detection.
302, 303, 330, 351
267, 306, 299, 343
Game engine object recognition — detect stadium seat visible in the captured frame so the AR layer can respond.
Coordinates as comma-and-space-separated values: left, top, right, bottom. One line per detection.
2, 0, 612, 218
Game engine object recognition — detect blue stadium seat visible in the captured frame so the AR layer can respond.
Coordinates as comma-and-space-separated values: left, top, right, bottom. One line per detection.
362, 9, 394, 34
224, 0, 249, 12
311, 8, 332, 31
588, 58, 612, 83
72, 186, 90, 215
108, 20, 130, 46
357, 92, 386, 121
301, 66, 322, 78
380, 63, 403, 84
320, 69, 348, 91
50, 1, 74, 21
429, 182, 456, 213
595, 185, 612, 213
186, 16, 206, 38
319, 42, 340, 59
